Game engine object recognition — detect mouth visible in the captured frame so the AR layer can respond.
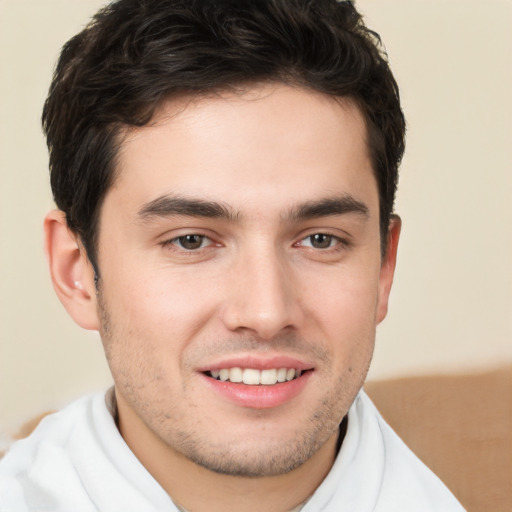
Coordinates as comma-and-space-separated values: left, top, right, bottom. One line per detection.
205, 367, 308, 386
201, 362, 314, 409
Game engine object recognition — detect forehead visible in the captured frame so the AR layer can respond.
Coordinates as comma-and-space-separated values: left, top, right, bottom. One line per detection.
110, 83, 376, 217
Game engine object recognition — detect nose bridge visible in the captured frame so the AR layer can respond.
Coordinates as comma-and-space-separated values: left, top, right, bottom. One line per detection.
222, 238, 299, 339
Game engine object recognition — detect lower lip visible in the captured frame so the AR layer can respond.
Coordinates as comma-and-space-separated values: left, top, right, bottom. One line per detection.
201, 371, 312, 409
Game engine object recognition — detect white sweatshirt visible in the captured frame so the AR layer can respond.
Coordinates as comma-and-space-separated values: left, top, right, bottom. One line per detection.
0, 390, 465, 511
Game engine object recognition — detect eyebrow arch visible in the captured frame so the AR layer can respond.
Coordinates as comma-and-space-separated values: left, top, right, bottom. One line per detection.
136, 195, 238, 222
285, 195, 370, 222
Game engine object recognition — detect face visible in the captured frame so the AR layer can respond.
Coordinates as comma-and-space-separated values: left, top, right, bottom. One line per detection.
92, 84, 397, 477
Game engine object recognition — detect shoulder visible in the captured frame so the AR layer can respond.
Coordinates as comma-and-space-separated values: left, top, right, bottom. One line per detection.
305, 391, 465, 511
357, 391, 466, 511
0, 392, 97, 469
0, 390, 173, 512
0, 392, 106, 511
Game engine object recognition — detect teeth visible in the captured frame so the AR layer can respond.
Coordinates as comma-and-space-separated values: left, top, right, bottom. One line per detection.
230, 367, 243, 383
260, 369, 277, 385
243, 368, 260, 385
208, 367, 303, 385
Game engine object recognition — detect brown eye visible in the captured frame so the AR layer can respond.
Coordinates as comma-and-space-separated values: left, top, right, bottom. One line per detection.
308, 233, 334, 249
175, 234, 206, 250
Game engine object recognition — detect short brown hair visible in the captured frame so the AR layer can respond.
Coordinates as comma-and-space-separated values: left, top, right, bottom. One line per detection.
42, 0, 405, 273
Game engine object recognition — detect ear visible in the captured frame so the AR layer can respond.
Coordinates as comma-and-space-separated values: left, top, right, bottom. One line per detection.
44, 210, 100, 330
376, 215, 401, 324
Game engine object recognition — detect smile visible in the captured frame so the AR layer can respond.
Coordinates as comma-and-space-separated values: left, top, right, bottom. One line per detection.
208, 367, 303, 386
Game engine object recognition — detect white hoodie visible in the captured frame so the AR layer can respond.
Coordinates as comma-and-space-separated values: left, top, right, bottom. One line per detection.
0, 390, 465, 511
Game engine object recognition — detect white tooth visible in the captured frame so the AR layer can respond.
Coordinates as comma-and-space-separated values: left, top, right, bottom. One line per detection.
229, 367, 243, 383
219, 369, 230, 381
260, 369, 278, 385
243, 368, 260, 385
286, 368, 296, 381
277, 368, 287, 382
210, 370, 220, 379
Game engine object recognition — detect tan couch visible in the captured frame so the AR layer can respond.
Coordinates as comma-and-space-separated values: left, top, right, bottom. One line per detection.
366, 366, 512, 512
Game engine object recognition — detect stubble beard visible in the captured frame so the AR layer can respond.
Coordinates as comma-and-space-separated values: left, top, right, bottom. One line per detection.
162, 385, 346, 478
96, 287, 373, 478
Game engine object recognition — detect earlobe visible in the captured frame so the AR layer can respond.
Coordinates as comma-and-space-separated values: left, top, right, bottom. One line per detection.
376, 215, 401, 324
44, 210, 100, 331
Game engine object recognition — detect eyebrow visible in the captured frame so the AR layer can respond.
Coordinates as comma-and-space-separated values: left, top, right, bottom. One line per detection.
136, 195, 238, 222
135, 193, 369, 224
285, 195, 370, 222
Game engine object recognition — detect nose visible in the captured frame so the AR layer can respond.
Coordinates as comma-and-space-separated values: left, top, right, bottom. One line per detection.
221, 247, 302, 340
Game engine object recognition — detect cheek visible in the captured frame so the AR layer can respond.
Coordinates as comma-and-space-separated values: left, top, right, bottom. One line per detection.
100, 261, 221, 352
308, 263, 380, 323
304, 264, 380, 358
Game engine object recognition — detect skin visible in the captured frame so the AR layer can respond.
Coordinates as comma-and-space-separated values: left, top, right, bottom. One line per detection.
45, 83, 400, 511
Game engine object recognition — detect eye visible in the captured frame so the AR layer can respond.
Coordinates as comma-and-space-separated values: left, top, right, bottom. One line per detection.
299, 233, 339, 249
170, 234, 212, 250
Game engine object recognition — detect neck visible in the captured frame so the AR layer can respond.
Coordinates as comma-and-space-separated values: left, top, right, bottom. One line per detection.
115, 394, 343, 512
164, 439, 337, 512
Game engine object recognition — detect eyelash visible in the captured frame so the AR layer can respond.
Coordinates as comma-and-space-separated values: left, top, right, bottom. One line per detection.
161, 233, 215, 251
295, 233, 349, 251
161, 232, 349, 253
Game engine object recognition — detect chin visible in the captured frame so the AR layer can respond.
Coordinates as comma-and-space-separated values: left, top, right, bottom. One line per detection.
184, 439, 324, 477
167, 410, 341, 478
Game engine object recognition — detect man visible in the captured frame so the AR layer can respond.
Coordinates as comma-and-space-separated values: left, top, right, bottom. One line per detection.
0, 0, 464, 510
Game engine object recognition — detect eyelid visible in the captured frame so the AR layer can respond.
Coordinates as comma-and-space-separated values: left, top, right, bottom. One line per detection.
300, 234, 335, 248
159, 231, 220, 252
173, 234, 212, 250
298, 234, 343, 249
294, 229, 351, 248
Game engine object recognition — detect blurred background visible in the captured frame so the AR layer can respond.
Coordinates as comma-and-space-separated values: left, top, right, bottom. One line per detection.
1, 0, 511, 433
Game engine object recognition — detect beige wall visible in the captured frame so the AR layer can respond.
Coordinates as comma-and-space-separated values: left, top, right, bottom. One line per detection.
1, 0, 511, 431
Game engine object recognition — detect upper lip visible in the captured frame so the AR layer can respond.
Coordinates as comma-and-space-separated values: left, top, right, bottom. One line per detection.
197, 355, 314, 373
